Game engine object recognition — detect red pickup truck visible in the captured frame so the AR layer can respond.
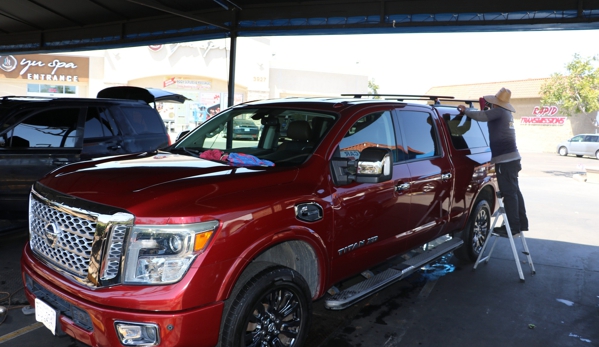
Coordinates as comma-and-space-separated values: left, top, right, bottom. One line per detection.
21, 95, 497, 347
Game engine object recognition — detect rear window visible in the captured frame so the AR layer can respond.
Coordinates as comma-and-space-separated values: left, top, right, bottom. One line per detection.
121, 106, 166, 135
442, 114, 489, 150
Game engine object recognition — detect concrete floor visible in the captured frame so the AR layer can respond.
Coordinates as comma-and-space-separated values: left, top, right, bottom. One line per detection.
1, 152, 598, 347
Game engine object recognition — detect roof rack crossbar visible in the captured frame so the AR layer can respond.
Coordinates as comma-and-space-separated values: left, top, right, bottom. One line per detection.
341, 93, 454, 100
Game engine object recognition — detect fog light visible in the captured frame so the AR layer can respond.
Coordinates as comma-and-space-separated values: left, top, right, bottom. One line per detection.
115, 321, 159, 346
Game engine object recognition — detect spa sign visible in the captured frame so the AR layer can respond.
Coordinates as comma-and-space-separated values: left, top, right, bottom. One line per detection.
0, 54, 89, 82
521, 106, 566, 126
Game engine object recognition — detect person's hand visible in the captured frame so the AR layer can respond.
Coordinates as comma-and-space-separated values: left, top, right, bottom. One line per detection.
457, 105, 466, 114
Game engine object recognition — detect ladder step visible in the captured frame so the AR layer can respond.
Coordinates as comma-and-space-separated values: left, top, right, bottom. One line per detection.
324, 238, 463, 310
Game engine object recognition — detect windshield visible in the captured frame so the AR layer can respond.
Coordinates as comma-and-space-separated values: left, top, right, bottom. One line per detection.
172, 107, 336, 167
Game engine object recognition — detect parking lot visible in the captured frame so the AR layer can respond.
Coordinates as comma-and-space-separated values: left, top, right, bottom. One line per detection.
1, 152, 598, 347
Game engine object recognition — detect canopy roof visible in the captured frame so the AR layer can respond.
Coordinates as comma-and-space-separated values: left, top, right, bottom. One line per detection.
1, 0, 599, 54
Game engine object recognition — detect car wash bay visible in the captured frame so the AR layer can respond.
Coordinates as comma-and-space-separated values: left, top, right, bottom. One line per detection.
1, 152, 598, 346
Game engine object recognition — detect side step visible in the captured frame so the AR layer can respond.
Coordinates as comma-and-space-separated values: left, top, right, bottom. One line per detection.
324, 237, 463, 310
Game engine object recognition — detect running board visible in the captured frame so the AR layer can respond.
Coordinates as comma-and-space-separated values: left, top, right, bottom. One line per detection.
324, 237, 463, 310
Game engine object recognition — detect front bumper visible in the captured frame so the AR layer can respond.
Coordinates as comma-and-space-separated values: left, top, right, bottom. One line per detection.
22, 244, 223, 347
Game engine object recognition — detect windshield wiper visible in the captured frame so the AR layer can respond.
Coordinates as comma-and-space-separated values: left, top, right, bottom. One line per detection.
170, 147, 201, 157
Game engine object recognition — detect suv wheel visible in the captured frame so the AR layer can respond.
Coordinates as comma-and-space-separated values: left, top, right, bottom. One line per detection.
558, 146, 568, 156
221, 267, 312, 347
454, 198, 491, 262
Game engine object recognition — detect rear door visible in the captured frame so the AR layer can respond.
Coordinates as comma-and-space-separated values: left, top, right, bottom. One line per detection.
0, 106, 83, 212
582, 135, 599, 155
394, 108, 455, 243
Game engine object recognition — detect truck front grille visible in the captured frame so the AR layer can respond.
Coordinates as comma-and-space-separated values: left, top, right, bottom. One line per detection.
29, 186, 134, 287
29, 198, 96, 279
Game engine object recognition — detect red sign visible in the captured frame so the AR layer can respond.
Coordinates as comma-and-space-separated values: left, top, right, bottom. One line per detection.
521, 117, 566, 125
521, 106, 565, 126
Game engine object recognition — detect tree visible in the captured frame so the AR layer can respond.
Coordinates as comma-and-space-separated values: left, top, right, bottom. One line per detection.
368, 79, 380, 99
540, 54, 599, 117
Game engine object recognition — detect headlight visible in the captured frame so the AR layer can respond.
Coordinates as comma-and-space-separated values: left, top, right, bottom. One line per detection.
123, 220, 218, 285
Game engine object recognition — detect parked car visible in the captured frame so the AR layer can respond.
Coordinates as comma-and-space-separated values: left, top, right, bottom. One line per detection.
22, 94, 497, 347
557, 133, 599, 159
0, 87, 182, 218
231, 118, 260, 140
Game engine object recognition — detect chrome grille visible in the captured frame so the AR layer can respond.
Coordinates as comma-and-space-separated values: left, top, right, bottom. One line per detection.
29, 197, 96, 279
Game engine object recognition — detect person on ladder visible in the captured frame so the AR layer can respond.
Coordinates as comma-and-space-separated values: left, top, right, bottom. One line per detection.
457, 87, 529, 237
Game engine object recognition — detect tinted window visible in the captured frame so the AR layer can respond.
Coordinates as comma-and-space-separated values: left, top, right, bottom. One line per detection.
397, 111, 439, 160
121, 107, 165, 135
1, 108, 80, 148
338, 111, 397, 161
441, 113, 488, 149
583, 135, 598, 142
84, 107, 118, 139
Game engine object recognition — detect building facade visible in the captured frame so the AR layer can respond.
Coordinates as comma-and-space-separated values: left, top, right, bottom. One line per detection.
0, 38, 369, 136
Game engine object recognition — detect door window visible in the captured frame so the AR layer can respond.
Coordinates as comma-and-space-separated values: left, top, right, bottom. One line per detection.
1, 108, 80, 148
397, 111, 440, 160
84, 107, 118, 140
338, 111, 398, 161
121, 107, 166, 135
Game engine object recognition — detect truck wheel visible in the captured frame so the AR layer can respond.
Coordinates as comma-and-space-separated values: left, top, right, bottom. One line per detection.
221, 267, 312, 347
454, 199, 491, 262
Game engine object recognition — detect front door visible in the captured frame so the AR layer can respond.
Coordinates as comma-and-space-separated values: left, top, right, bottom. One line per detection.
329, 109, 412, 283
0, 107, 83, 214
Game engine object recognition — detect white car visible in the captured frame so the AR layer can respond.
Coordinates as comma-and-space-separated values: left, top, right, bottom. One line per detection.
557, 134, 599, 159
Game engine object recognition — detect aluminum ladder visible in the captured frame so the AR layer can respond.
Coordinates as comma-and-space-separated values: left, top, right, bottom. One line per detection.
473, 191, 535, 282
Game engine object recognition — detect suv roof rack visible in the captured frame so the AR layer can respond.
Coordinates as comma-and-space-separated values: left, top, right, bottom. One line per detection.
341, 93, 454, 100
435, 99, 479, 108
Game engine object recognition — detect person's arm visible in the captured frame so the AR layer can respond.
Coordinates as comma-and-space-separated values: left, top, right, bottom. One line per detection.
457, 105, 488, 122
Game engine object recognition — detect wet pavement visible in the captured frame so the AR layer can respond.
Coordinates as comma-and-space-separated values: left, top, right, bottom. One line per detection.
1, 152, 599, 346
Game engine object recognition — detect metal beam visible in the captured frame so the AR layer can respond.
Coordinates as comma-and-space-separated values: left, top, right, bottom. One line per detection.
126, 0, 231, 30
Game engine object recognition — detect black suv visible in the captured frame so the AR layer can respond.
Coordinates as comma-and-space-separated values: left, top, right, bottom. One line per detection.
0, 87, 176, 217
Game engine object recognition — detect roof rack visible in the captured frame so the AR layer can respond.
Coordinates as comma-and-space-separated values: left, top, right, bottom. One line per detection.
341, 93, 454, 100
435, 99, 479, 108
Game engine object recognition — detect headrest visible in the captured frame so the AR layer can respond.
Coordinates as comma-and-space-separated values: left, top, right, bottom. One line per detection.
287, 121, 312, 141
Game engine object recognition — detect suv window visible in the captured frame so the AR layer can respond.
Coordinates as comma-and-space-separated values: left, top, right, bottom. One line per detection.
583, 135, 598, 142
397, 110, 439, 160
84, 107, 118, 139
1, 108, 80, 148
338, 111, 397, 161
121, 106, 166, 135
442, 114, 489, 150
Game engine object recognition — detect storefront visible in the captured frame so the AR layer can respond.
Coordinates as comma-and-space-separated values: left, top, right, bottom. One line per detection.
0, 54, 89, 97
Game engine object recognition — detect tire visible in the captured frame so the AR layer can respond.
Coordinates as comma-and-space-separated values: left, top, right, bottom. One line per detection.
558, 146, 568, 156
454, 198, 491, 262
220, 267, 312, 347
596, 150, 599, 160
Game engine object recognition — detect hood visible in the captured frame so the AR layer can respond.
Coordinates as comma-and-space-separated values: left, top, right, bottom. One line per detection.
39, 152, 298, 218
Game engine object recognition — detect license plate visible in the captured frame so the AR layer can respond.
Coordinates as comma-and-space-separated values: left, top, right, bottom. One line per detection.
35, 298, 58, 335
244, 128, 250, 131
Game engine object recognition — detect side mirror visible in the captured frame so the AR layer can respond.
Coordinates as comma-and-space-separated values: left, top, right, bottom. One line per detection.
355, 147, 393, 183
330, 147, 393, 186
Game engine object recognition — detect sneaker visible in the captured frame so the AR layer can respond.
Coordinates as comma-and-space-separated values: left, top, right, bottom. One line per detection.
493, 225, 520, 237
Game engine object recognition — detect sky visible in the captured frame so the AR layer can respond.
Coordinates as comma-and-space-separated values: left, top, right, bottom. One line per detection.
265, 29, 599, 94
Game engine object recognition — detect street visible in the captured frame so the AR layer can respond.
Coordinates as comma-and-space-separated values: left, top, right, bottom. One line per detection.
1, 151, 598, 347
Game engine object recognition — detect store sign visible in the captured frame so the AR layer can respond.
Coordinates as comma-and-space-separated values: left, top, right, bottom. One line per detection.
0, 54, 89, 82
149, 41, 226, 58
163, 77, 211, 90
521, 106, 566, 125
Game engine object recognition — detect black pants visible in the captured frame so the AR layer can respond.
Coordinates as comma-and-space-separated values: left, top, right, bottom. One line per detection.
496, 159, 529, 232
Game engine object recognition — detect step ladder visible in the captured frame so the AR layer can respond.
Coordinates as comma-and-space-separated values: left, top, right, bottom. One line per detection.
473, 191, 535, 282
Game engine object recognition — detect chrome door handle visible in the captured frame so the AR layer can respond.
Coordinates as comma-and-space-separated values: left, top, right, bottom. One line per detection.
441, 173, 452, 181
396, 183, 410, 192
